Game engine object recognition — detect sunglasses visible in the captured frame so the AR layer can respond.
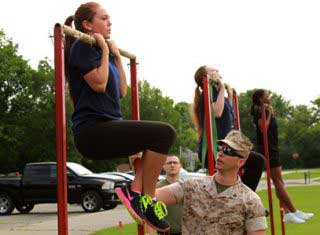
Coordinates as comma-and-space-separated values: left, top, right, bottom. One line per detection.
217, 145, 244, 159
166, 161, 179, 165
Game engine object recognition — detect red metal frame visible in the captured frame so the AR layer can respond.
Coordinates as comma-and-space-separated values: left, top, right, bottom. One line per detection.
233, 94, 241, 130
129, 59, 144, 234
130, 59, 140, 120
203, 77, 215, 176
54, 24, 69, 235
261, 105, 275, 235
280, 202, 286, 235
232, 92, 246, 176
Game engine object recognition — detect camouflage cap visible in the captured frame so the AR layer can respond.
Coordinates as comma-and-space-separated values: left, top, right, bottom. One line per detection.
217, 130, 253, 159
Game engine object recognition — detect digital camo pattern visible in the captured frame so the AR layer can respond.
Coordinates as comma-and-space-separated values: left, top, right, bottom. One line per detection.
180, 176, 267, 235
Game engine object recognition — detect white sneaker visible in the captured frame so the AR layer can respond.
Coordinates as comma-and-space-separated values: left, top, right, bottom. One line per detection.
294, 210, 314, 220
283, 213, 305, 224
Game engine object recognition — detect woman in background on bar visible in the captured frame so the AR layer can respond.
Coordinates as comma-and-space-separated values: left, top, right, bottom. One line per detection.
251, 89, 314, 223
64, 2, 176, 232
192, 65, 265, 192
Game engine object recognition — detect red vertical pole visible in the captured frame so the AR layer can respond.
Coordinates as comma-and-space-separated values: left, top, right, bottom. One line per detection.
280, 202, 286, 235
261, 105, 275, 235
130, 59, 140, 120
130, 59, 144, 235
54, 24, 68, 235
233, 93, 241, 131
203, 77, 215, 176
233, 92, 245, 176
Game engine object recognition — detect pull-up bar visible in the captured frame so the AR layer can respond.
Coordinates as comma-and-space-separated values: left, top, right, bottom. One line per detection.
63, 25, 136, 60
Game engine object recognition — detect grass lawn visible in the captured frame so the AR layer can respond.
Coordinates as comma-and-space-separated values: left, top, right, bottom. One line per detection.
91, 222, 140, 235
91, 185, 320, 235
257, 185, 320, 235
262, 168, 320, 180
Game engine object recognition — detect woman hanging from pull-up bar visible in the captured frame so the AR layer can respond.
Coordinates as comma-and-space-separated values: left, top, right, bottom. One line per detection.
64, 2, 175, 232
192, 65, 265, 192
251, 89, 313, 224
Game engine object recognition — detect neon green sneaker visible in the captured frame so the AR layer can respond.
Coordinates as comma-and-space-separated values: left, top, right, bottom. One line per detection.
140, 195, 170, 232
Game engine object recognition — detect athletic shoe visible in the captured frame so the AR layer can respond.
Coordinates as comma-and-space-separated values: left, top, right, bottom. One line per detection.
294, 210, 314, 220
283, 213, 305, 224
115, 186, 145, 224
140, 195, 170, 232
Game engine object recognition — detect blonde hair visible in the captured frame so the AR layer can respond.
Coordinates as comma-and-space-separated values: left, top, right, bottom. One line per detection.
192, 66, 207, 136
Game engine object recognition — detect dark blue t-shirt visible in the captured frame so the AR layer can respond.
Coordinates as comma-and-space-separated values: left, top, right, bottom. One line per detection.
197, 85, 234, 163
68, 40, 122, 134
199, 86, 234, 139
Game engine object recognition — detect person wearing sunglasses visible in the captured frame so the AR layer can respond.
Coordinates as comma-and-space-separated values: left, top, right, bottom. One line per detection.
155, 130, 267, 235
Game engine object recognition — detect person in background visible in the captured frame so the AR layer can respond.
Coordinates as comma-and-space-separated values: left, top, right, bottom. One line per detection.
148, 155, 183, 235
251, 89, 314, 223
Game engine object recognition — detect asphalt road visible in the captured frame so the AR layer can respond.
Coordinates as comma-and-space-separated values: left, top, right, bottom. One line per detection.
0, 204, 134, 235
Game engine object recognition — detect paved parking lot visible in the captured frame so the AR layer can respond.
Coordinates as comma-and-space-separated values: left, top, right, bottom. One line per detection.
0, 204, 134, 235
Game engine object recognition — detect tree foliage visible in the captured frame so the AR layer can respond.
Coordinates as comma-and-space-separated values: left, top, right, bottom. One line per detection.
239, 89, 320, 169
1, 30, 319, 173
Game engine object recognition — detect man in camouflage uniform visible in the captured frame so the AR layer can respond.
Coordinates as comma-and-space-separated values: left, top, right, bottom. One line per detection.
156, 130, 267, 235
148, 155, 183, 235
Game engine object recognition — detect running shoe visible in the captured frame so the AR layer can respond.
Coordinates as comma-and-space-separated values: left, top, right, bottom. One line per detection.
140, 195, 170, 232
115, 186, 145, 224
294, 210, 314, 221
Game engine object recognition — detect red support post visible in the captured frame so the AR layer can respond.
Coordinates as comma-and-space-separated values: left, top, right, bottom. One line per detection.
261, 105, 275, 235
233, 94, 241, 131
130, 59, 144, 235
280, 202, 286, 235
54, 24, 69, 235
203, 77, 215, 176
130, 59, 140, 121
232, 92, 244, 175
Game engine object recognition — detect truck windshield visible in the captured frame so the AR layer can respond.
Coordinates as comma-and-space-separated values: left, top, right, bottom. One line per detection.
67, 163, 93, 175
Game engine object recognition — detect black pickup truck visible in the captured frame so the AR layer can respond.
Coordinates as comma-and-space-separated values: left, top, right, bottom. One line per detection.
0, 162, 128, 215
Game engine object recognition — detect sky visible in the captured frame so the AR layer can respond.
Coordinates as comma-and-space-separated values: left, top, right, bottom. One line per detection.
0, 0, 319, 106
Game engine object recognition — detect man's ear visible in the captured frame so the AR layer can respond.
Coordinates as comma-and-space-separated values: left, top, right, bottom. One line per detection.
82, 20, 93, 32
238, 159, 246, 168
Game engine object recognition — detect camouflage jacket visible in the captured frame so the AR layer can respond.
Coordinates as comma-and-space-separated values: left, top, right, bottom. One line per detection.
170, 176, 267, 235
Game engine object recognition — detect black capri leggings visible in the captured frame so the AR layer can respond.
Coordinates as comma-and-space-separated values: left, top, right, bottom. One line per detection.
74, 120, 176, 160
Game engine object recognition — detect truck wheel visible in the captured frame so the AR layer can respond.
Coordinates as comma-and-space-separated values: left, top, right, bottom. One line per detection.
81, 190, 103, 213
15, 203, 34, 214
0, 193, 15, 215
103, 203, 117, 210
